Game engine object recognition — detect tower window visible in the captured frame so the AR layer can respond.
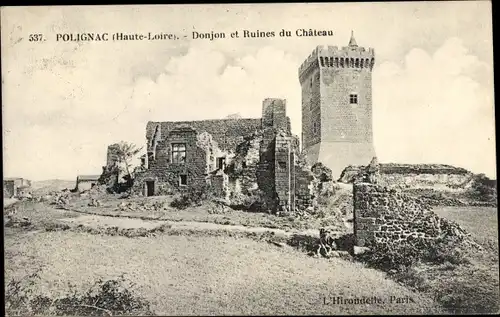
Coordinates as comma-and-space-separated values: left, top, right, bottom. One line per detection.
278, 161, 287, 170
350, 94, 358, 104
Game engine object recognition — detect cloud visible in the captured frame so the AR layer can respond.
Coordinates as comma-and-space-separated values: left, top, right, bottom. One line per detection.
373, 37, 495, 177
2, 43, 303, 180
2, 31, 495, 180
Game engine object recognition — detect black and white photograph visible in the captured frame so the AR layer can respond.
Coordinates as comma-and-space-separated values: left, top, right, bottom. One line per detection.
2, 2, 498, 315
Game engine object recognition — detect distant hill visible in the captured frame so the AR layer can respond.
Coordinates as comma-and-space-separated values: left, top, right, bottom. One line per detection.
31, 179, 75, 195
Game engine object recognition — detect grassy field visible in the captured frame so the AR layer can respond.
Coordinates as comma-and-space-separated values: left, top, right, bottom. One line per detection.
434, 206, 498, 253
399, 206, 499, 314
4, 195, 498, 315
5, 229, 444, 315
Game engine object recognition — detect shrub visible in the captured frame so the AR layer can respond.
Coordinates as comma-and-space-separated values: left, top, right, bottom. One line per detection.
468, 174, 497, 203
392, 266, 429, 291
170, 184, 211, 210
228, 189, 268, 212
357, 240, 424, 271
357, 236, 469, 272
423, 236, 470, 265
5, 273, 153, 316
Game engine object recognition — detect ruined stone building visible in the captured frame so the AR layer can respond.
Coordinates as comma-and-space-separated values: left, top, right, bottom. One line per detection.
99, 143, 131, 189
118, 35, 381, 211
299, 32, 376, 179
3, 177, 31, 198
132, 113, 260, 196
75, 175, 100, 192
131, 98, 317, 212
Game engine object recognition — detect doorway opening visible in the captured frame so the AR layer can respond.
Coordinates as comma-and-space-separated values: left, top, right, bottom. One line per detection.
145, 180, 155, 197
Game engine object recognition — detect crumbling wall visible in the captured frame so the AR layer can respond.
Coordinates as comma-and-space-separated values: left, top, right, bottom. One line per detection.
262, 98, 290, 133
4, 180, 16, 198
274, 135, 295, 211
146, 118, 261, 153
256, 128, 277, 210
100, 143, 132, 192
133, 126, 210, 196
353, 182, 469, 248
106, 143, 121, 168
210, 171, 229, 201
227, 131, 261, 195
76, 180, 97, 192
340, 162, 474, 191
377, 172, 474, 191
294, 166, 315, 210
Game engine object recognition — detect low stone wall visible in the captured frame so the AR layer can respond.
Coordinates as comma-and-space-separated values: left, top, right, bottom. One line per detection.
353, 183, 468, 248
340, 163, 474, 192
376, 173, 474, 191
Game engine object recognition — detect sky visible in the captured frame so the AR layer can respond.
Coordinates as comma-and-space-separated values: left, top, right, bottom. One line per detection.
1, 2, 496, 181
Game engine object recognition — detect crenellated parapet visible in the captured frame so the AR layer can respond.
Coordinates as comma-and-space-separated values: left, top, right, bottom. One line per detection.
298, 44, 375, 83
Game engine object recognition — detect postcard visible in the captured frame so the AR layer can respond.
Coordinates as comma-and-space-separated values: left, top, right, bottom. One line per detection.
2, 2, 497, 315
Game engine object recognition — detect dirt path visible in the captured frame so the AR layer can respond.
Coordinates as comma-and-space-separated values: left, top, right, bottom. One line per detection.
60, 214, 320, 238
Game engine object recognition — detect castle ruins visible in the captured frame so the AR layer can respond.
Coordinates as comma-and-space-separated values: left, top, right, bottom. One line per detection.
103, 34, 380, 212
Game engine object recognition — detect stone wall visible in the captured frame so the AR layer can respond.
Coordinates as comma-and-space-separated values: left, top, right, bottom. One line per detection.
294, 166, 315, 210
262, 98, 289, 133
226, 132, 261, 196
353, 182, 469, 248
4, 180, 16, 198
133, 126, 212, 196
274, 135, 294, 210
138, 97, 310, 211
106, 143, 121, 168
146, 118, 261, 154
3, 178, 32, 198
77, 180, 97, 192
340, 163, 474, 191
256, 128, 277, 209
210, 172, 229, 201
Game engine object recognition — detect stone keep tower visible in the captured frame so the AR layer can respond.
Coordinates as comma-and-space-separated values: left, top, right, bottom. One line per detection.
299, 32, 376, 179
